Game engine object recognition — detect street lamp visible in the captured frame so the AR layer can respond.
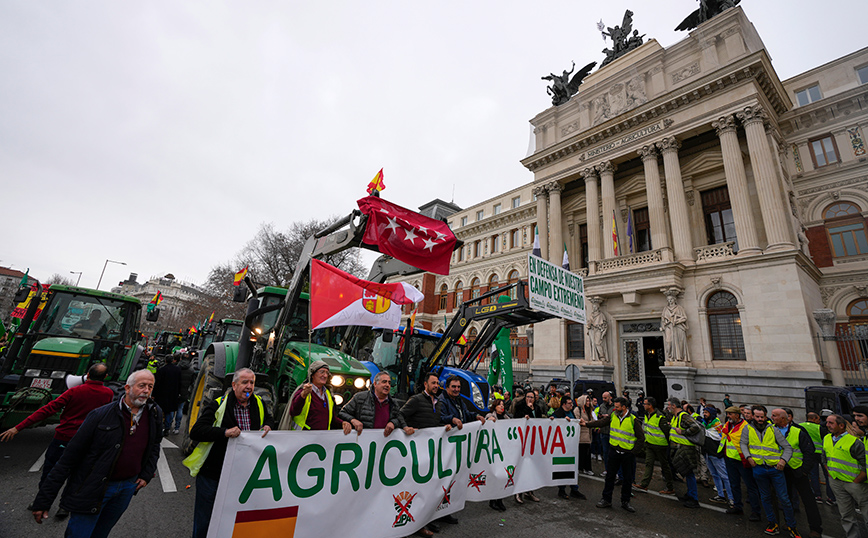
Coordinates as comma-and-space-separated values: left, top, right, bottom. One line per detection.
69, 271, 82, 286
96, 259, 126, 290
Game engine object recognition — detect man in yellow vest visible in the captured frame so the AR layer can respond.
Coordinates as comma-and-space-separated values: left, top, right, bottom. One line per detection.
741, 405, 799, 538
581, 396, 644, 513
634, 397, 675, 494
720, 405, 762, 520
187, 368, 274, 538
771, 408, 822, 538
800, 411, 835, 505
288, 360, 350, 432
823, 413, 868, 538
667, 397, 702, 509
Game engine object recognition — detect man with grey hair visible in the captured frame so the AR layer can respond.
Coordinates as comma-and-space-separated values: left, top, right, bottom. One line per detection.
187, 367, 273, 538
339, 371, 415, 436
31, 369, 162, 537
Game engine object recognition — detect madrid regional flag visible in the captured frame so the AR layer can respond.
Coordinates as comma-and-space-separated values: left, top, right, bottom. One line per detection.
310, 259, 423, 330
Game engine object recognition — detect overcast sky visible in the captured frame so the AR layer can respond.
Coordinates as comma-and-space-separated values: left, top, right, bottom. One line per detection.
2, 1, 865, 290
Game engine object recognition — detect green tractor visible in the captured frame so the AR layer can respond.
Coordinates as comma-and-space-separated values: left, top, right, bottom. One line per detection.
152, 331, 184, 358
0, 284, 147, 429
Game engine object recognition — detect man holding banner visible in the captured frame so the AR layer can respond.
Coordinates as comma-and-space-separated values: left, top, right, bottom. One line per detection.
287, 360, 348, 432
339, 371, 414, 436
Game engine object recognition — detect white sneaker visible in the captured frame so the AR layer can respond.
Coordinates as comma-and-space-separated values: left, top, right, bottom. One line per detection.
582, 470, 595, 476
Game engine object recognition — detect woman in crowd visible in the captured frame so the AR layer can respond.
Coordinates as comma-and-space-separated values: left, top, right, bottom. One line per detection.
485, 400, 511, 511
513, 391, 543, 503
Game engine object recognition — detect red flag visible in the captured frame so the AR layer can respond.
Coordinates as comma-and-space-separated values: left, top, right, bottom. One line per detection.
357, 196, 457, 275
310, 259, 423, 330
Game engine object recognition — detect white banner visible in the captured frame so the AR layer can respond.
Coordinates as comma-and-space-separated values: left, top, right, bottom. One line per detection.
527, 254, 586, 324
207, 419, 579, 538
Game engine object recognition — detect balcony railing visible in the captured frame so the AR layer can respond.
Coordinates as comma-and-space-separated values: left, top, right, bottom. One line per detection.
695, 241, 735, 262
595, 248, 668, 273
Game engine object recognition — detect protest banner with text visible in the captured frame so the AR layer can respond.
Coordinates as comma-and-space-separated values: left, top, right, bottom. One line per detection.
527, 254, 585, 324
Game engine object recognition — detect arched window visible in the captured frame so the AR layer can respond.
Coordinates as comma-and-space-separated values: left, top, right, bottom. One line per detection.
485, 274, 499, 304
455, 281, 463, 305
707, 291, 746, 360
439, 284, 448, 311
824, 202, 868, 258
471, 278, 481, 300
468, 327, 478, 342
505, 270, 519, 300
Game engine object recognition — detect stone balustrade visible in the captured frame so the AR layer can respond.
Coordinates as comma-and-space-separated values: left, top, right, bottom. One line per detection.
596, 248, 664, 273
694, 241, 736, 262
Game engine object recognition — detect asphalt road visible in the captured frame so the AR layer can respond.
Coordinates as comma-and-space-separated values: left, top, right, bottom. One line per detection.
0, 426, 852, 538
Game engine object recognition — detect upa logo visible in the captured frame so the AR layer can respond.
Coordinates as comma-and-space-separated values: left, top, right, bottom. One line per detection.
362, 290, 391, 314
504, 465, 515, 488
392, 491, 417, 528
437, 480, 455, 511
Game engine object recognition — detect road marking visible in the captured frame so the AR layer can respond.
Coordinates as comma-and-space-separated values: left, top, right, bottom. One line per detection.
29, 449, 47, 472
161, 438, 178, 449
156, 446, 177, 493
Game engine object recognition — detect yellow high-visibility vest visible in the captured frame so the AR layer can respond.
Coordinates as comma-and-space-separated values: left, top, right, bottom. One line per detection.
824, 433, 861, 483
609, 412, 636, 450
183, 394, 264, 477
669, 411, 693, 446
747, 425, 782, 466
644, 413, 668, 446
291, 388, 335, 430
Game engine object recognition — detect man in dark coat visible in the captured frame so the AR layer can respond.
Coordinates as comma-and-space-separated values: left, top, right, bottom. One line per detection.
339, 371, 414, 436
153, 354, 182, 435
31, 370, 163, 537
188, 368, 274, 538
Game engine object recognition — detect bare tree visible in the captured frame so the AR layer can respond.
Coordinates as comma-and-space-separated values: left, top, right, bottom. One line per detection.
45, 273, 75, 286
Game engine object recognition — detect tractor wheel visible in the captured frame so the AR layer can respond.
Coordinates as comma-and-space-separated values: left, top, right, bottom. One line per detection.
180, 353, 226, 456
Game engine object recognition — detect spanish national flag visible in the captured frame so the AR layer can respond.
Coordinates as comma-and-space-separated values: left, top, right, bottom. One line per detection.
150, 291, 163, 305
232, 506, 298, 537
612, 210, 619, 256
233, 265, 248, 286
366, 168, 385, 195
208, 311, 215, 324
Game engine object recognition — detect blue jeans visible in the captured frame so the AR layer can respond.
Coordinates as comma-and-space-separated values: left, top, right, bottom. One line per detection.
175, 402, 184, 429
685, 468, 698, 502
706, 454, 732, 501
193, 474, 220, 538
65, 479, 136, 538
39, 438, 67, 490
726, 457, 762, 513
753, 464, 796, 528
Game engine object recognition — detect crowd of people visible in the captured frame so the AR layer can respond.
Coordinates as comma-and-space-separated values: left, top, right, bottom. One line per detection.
5, 359, 868, 538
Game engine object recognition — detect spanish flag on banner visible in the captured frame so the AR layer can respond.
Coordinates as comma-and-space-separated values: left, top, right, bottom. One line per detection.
232, 506, 298, 537
366, 168, 385, 195
150, 291, 163, 305
612, 210, 619, 256
233, 265, 248, 286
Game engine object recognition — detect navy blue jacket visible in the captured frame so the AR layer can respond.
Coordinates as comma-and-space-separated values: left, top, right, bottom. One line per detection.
32, 398, 163, 515
437, 393, 478, 425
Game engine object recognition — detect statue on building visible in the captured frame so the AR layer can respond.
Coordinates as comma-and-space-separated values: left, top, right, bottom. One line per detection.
587, 298, 609, 362
599, 10, 645, 68
675, 0, 741, 32
661, 289, 690, 362
542, 60, 597, 107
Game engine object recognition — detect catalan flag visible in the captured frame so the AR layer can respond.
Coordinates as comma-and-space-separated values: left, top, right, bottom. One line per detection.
366, 168, 385, 195
612, 210, 619, 256
231, 506, 298, 537
233, 265, 248, 286
150, 291, 163, 305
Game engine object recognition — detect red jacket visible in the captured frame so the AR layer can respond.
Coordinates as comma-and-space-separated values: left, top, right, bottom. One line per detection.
16, 380, 115, 441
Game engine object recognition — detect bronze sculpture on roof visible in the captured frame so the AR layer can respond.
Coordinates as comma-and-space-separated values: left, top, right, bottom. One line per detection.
675, 0, 741, 31
541, 60, 597, 107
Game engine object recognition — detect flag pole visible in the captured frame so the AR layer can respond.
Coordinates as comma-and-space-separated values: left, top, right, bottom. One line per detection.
307, 258, 313, 384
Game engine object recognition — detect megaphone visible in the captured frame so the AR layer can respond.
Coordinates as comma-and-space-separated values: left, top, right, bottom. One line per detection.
66, 374, 87, 390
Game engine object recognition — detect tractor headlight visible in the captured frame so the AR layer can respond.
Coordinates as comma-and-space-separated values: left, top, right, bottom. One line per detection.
334, 394, 344, 405
471, 382, 483, 410
354, 377, 366, 389
331, 375, 345, 387
25, 369, 41, 377
50, 370, 66, 379
366, 379, 371, 388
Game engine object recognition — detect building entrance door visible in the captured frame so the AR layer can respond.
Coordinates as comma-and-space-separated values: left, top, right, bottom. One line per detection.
619, 320, 663, 403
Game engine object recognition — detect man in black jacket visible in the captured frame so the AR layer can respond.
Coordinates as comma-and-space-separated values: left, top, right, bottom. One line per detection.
401, 372, 445, 430
31, 369, 163, 538
188, 368, 274, 538
153, 353, 182, 435
339, 371, 415, 436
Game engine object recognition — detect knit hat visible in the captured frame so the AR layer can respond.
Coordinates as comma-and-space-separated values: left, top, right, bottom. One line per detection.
724, 406, 741, 414
852, 405, 868, 416
309, 360, 330, 376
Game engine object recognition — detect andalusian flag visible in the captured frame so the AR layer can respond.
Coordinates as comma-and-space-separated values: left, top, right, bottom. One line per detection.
19, 268, 29, 287
233, 265, 248, 286
366, 168, 385, 195
612, 210, 619, 256
532, 227, 541, 257
562, 242, 570, 271
150, 291, 163, 305
231, 506, 298, 536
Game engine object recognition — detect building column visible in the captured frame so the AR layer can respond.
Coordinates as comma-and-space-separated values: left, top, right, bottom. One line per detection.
712, 114, 761, 255
533, 185, 549, 259
581, 168, 602, 267
736, 105, 795, 252
638, 145, 670, 252
547, 182, 564, 265
657, 137, 694, 262
598, 161, 617, 259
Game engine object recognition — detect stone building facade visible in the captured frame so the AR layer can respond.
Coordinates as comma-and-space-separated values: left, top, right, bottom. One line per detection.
396, 8, 868, 414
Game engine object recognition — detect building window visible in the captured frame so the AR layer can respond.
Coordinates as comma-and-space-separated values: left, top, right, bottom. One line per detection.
460, 216, 467, 227
439, 284, 448, 311
633, 207, 651, 253
474, 240, 481, 258
809, 135, 839, 168
858, 65, 868, 85
488, 273, 499, 295
493, 204, 501, 215
510, 229, 520, 249
491, 234, 500, 253
824, 202, 868, 258
470, 278, 480, 300
476, 210, 484, 221
567, 322, 585, 359
701, 186, 738, 251
846, 298, 868, 362
507, 270, 520, 299
457, 245, 464, 262
455, 281, 463, 305
707, 291, 746, 360
579, 224, 588, 268
795, 84, 821, 106
512, 196, 521, 209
